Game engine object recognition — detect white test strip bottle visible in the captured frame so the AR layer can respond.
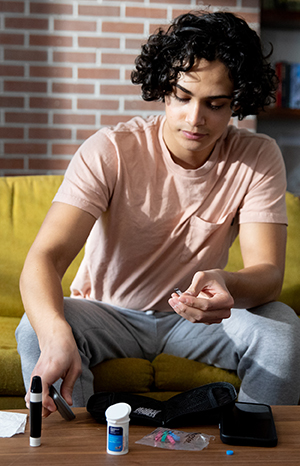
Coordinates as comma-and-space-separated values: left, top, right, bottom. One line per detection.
105, 402, 131, 455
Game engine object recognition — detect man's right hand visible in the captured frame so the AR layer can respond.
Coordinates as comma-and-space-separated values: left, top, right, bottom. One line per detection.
25, 323, 82, 417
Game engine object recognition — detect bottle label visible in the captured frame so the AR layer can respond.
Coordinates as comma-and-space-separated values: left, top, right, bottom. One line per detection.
108, 426, 123, 452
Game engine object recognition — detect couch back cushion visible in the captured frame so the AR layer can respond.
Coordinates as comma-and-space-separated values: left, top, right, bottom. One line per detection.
0, 175, 84, 317
226, 191, 300, 314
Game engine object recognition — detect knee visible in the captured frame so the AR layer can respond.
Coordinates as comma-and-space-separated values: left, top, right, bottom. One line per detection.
251, 301, 300, 353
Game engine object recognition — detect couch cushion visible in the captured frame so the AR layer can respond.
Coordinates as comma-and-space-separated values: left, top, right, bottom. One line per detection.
279, 192, 300, 314
92, 358, 154, 393
152, 354, 241, 392
0, 317, 25, 396
226, 191, 300, 314
0, 175, 84, 317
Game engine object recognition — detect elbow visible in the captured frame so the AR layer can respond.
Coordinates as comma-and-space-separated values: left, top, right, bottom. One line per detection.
265, 265, 284, 303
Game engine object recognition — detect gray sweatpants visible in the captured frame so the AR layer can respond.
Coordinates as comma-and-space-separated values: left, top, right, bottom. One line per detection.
16, 298, 300, 406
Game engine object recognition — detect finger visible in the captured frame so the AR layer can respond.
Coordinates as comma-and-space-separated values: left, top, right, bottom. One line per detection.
179, 292, 232, 312
25, 392, 30, 409
25, 379, 57, 415
170, 299, 231, 323
187, 272, 232, 302
43, 384, 57, 413
186, 271, 207, 295
60, 364, 82, 406
42, 405, 54, 418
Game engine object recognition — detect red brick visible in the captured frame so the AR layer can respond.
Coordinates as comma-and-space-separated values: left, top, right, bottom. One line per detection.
0, 158, 24, 169
0, 33, 24, 45
28, 158, 70, 170
5, 17, 48, 29
100, 84, 140, 95
0, 1, 24, 12
236, 12, 260, 24
0, 65, 24, 76
172, 8, 199, 19
150, 0, 197, 3
53, 114, 95, 125
149, 23, 168, 34
125, 99, 164, 112
6, 112, 48, 124
0, 127, 23, 138
78, 5, 120, 16
78, 68, 119, 80
52, 144, 80, 155
30, 2, 73, 15
30, 66, 72, 78
4, 80, 47, 93
102, 53, 136, 65
30, 97, 72, 110
77, 99, 119, 110
54, 19, 96, 32
30, 34, 73, 47
126, 69, 136, 80
126, 7, 167, 19
5, 143, 47, 154
5, 49, 47, 62
101, 115, 134, 126
29, 128, 72, 139
242, 0, 260, 6
102, 22, 143, 34
126, 38, 145, 50
0, 96, 24, 107
52, 82, 94, 94
53, 51, 96, 64
197, 0, 235, 5
78, 37, 119, 49
77, 129, 97, 140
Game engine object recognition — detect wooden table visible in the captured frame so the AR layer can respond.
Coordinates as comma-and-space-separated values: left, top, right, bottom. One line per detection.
0, 406, 300, 465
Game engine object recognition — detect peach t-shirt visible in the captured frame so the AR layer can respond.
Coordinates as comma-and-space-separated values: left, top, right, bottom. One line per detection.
54, 115, 287, 312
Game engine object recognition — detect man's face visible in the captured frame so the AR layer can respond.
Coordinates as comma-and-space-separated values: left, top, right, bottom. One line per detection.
163, 59, 234, 169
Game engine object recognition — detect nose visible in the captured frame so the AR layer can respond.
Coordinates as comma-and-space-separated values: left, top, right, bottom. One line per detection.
186, 102, 206, 127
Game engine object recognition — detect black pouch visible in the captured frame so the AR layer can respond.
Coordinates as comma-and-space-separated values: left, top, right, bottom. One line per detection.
86, 382, 237, 427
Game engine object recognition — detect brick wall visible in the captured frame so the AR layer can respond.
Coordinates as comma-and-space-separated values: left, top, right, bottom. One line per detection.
0, 0, 260, 176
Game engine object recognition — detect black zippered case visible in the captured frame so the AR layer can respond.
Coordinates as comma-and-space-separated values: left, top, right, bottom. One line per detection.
87, 382, 237, 427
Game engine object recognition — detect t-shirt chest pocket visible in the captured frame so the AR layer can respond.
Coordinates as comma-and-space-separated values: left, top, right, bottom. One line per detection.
179, 212, 236, 265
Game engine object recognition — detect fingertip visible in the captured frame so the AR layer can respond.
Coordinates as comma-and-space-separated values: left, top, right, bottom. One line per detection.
42, 406, 54, 418
60, 387, 73, 406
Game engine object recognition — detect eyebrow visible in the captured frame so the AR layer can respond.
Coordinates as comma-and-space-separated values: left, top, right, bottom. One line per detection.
175, 83, 232, 100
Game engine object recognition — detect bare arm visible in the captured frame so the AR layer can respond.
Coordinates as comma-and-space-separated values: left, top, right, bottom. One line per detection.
20, 202, 96, 415
169, 222, 287, 323
222, 222, 286, 308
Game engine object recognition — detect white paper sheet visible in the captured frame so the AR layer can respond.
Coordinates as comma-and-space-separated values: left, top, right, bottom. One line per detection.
0, 411, 27, 437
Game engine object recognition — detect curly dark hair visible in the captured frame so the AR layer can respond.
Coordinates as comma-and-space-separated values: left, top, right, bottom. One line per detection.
131, 11, 278, 120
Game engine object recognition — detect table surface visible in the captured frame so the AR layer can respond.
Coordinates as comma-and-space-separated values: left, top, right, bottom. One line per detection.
1, 406, 300, 466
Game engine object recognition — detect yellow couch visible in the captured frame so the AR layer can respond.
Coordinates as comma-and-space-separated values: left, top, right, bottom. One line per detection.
1, 175, 299, 410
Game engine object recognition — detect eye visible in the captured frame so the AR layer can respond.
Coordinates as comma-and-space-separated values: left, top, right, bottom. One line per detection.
173, 94, 190, 103
208, 102, 224, 110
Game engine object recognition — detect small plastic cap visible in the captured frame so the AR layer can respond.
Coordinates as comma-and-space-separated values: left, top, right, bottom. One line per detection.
30, 437, 41, 447
31, 376, 42, 393
105, 402, 131, 422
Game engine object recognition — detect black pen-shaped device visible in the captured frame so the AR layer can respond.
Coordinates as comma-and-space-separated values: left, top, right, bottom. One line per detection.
30, 376, 42, 447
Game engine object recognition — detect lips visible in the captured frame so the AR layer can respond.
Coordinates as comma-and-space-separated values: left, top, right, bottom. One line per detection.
181, 130, 207, 140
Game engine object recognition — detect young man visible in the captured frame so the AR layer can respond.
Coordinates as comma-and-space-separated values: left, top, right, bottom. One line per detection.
16, 11, 300, 416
